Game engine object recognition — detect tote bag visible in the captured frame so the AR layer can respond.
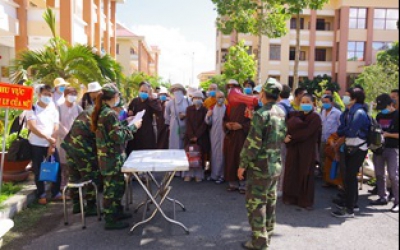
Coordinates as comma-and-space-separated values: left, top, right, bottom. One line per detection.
39, 155, 59, 182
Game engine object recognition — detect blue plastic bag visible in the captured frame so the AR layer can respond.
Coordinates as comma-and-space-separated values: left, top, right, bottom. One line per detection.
39, 155, 59, 182
330, 160, 339, 180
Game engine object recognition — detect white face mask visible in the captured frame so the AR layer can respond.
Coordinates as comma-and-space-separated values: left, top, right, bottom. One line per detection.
174, 91, 184, 102
40, 96, 52, 105
67, 95, 77, 103
342, 96, 351, 106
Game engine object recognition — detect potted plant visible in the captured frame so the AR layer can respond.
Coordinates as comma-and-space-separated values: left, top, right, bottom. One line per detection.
0, 128, 31, 182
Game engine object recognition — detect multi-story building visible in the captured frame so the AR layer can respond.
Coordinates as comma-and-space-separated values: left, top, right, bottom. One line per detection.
116, 23, 160, 77
197, 70, 216, 83
0, 0, 124, 82
215, 0, 399, 93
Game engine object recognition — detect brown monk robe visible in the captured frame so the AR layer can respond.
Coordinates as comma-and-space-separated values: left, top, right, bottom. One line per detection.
223, 103, 251, 185
185, 104, 210, 167
283, 111, 322, 209
126, 97, 162, 154
323, 133, 344, 187
156, 99, 170, 149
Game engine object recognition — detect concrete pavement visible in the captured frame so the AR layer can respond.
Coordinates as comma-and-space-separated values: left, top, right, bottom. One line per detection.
3, 177, 399, 250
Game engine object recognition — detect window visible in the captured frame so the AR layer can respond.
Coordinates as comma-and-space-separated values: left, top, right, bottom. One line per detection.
288, 76, 294, 88
372, 42, 392, 51
290, 18, 305, 29
374, 9, 399, 30
316, 19, 328, 31
315, 49, 327, 61
247, 46, 253, 55
116, 44, 120, 55
349, 8, 367, 29
347, 41, 365, 61
130, 48, 135, 55
221, 48, 229, 63
289, 48, 306, 61
269, 45, 281, 60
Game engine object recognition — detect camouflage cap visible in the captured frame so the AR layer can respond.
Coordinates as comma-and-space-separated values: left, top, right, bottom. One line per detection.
102, 83, 119, 97
263, 77, 282, 95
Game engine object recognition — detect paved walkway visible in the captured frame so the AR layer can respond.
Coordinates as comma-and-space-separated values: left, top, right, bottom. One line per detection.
4, 178, 399, 250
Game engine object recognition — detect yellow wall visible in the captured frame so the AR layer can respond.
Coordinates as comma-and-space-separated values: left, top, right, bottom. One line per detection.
116, 39, 134, 76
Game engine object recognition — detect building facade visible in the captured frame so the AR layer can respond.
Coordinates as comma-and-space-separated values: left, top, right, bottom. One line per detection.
0, 0, 124, 82
215, 0, 399, 92
197, 70, 216, 83
116, 23, 160, 77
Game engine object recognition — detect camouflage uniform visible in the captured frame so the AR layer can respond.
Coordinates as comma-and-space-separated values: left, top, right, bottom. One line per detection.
239, 79, 286, 250
96, 102, 137, 223
61, 107, 100, 207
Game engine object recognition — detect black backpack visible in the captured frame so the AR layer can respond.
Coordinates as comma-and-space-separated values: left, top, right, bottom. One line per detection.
7, 115, 32, 162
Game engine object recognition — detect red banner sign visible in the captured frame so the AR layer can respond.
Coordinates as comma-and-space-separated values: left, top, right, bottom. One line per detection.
0, 82, 34, 110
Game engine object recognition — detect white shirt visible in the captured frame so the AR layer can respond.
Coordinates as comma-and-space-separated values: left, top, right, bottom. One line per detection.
53, 92, 65, 106
26, 102, 59, 147
321, 107, 342, 142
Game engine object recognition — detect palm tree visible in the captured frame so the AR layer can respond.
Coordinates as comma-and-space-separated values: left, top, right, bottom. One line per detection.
9, 8, 122, 87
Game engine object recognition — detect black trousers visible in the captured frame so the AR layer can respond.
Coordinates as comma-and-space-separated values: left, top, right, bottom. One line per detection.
344, 149, 368, 213
31, 145, 61, 198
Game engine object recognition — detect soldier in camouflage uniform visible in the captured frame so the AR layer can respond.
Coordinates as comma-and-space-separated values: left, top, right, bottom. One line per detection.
61, 106, 100, 216
91, 84, 141, 230
238, 78, 287, 250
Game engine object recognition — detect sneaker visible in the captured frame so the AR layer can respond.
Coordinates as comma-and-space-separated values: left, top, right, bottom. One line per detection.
104, 221, 130, 230
335, 203, 360, 212
331, 209, 354, 218
38, 198, 47, 205
195, 177, 203, 183
370, 198, 388, 206
183, 176, 191, 182
391, 204, 399, 213
215, 178, 225, 184
241, 240, 258, 250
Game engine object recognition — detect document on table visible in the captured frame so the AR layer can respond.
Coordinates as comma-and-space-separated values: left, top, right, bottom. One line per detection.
128, 110, 146, 126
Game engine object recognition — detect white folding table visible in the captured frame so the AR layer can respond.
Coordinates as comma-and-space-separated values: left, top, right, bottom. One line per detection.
122, 149, 189, 234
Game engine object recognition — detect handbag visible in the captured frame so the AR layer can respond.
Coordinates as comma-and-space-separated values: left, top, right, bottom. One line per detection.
185, 144, 202, 169
39, 155, 60, 182
7, 116, 32, 162
330, 160, 339, 180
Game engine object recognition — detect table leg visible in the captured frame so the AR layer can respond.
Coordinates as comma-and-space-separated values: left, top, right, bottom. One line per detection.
147, 172, 186, 211
129, 172, 189, 234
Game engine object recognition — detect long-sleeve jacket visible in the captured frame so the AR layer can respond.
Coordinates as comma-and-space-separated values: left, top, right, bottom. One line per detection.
337, 103, 369, 140
239, 102, 286, 178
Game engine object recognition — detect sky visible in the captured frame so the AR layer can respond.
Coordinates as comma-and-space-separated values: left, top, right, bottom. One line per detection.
116, 0, 218, 87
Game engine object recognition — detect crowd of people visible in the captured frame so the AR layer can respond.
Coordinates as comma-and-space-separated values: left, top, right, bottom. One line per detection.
21, 76, 398, 248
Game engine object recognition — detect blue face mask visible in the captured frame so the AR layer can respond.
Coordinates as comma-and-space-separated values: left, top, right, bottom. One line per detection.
244, 88, 252, 95
139, 92, 149, 100
209, 91, 216, 97
381, 109, 390, 115
300, 104, 313, 112
58, 86, 65, 93
322, 103, 332, 110
40, 96, 52, 105
160, 95, 167, 101
258, 101, 263, 107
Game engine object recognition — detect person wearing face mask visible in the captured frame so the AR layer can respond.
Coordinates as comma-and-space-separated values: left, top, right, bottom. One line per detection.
205, 91, 226, 184
331, 88, 370, 218
27, 84, 63, 205
320, 94, 342, 187
53, 78, 70, 106
56, 87, 83, 190
283, 94, 322, 210
91, 83, 142, 230
126, 82, 162, 155
183, 91, 210, 182
203, 83, 226, 109
243, 79, 255, 96
164, 83, 192, 151
369, 94, 399, 213
156, 87, 170, 149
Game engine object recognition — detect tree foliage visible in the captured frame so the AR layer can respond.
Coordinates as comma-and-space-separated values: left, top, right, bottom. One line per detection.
355, 42, 399, 102
299, 74, 340, 96
223, 40, 256, 85
9, 8, 122, 87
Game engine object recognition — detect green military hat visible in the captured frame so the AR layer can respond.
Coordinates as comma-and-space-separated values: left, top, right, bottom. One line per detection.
102, 83, 120, 98
262, 77, 282, 96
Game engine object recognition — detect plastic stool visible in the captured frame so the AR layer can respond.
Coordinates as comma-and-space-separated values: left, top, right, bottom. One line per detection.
62, 180, 101, 229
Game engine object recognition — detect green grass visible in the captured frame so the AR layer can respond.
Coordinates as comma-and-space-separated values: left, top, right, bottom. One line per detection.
0, 182, 22, 208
